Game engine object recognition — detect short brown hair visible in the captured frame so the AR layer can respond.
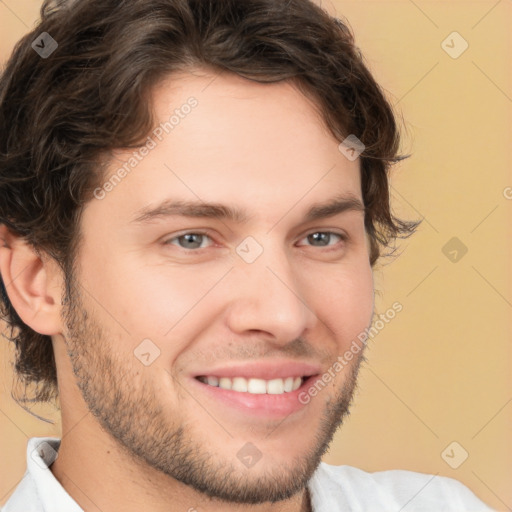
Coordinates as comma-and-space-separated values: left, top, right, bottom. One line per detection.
0, 0, 419, 409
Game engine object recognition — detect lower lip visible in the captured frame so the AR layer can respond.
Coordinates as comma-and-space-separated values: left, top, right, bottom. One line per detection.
189, 375, 319, 418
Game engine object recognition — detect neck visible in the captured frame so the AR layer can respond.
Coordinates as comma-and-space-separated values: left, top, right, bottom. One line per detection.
50, 416, 313, 512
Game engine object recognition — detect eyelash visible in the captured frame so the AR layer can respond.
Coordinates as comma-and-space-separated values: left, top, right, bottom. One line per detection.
163, 230, 348, 252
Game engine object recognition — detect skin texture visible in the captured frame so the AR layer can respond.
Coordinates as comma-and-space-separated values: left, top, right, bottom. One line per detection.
0, 68, 375, 512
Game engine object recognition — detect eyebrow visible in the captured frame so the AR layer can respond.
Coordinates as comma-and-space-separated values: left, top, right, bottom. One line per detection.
131, 193, 365, 225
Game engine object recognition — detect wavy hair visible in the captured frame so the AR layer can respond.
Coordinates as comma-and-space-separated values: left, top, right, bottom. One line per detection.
0, 0, 420, 409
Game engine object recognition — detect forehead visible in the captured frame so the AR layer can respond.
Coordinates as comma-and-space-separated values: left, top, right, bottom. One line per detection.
153, 69, 335, 154
93, 68, 362, 225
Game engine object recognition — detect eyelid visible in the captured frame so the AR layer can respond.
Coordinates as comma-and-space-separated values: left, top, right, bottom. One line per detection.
162, 229, 217, 247
296, 230, 348, 249
162, 228, 348, 250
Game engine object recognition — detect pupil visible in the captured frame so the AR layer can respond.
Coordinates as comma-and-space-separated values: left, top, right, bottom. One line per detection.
309, 232, 329, 246
182, 234, 202, 248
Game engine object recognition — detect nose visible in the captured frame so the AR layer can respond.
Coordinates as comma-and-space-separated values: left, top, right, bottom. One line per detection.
224, 241, 318, 343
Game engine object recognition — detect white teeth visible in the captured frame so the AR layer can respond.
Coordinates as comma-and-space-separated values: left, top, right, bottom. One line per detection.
231, 377, 248, 392
283, 377, 294, 392
267, 378, 284, 394
198, 375, 305, 394
207, 376, 219, 386
247, 378, 267, 394
219, 377, 232, 390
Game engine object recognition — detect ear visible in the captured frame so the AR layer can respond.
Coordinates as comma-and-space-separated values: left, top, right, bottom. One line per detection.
0, 224, 64, 335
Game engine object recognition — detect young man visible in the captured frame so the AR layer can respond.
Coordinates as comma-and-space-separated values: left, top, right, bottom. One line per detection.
0, 0, 493, 510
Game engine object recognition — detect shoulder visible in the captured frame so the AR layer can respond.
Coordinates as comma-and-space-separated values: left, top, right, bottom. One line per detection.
308, 462, 495, 511
2, 437, 81, 512
2, 469, 42, 512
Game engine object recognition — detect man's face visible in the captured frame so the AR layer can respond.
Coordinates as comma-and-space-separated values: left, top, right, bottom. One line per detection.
59, 69, 374, 504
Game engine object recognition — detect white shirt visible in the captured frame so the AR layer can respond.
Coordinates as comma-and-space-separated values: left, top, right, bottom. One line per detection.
2, 437, 494, 511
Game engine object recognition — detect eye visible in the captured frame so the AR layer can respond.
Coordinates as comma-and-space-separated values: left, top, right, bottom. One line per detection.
162, 230, 348, 252
297, 231, 347, 248
163, 231, 214, 250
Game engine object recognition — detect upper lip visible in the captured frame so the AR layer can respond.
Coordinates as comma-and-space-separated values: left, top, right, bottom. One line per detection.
191, 360, 321, 380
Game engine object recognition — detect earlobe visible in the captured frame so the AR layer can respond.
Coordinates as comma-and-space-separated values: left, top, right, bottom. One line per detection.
0, 224, 63, 336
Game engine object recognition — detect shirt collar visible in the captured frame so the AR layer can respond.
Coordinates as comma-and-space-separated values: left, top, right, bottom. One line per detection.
26, 436, 83, 511
25, 436, 325, 512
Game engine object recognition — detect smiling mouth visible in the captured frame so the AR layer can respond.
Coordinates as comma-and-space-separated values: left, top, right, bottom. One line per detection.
195, 375, 307, 395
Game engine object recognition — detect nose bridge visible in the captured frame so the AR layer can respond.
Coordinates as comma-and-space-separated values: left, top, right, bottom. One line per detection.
225, 235, 318, 338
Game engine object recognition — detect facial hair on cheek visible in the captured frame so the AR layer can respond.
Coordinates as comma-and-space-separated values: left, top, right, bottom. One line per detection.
60, 271, 367, 506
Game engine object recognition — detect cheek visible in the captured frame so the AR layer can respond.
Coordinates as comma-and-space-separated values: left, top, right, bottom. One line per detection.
313, 261, 374, 347
119, 268, 215, 337
76, 244, 211, 348
92, 255, 235, 363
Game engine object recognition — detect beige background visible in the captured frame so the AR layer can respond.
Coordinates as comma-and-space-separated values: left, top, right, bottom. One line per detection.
1, 0, 510, 509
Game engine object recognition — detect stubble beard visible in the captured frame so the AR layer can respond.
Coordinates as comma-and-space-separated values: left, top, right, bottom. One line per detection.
60, 268, 366, 505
